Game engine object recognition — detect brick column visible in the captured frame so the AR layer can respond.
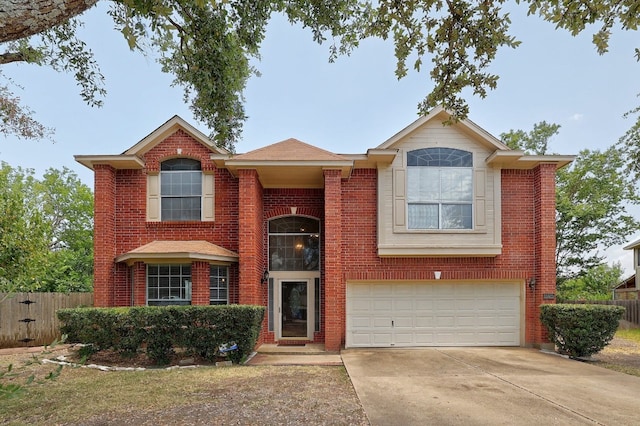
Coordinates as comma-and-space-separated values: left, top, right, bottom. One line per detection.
324, 170, 343, 351
238, 169, 264, 306
93, 165, 116, 307
133, 262, 146, 306
191, 261, 210, 305
533, 163, 557, 348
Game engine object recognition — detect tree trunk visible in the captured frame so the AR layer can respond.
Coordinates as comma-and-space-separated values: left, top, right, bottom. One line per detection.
0, 0, 99, 43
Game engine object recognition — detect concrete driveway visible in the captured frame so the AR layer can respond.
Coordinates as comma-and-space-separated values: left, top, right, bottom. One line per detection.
341, 347, 640, 425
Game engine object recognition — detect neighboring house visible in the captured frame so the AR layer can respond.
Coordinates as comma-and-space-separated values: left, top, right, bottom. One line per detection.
75, 107, 573, 351
615, 238, 640, 300
613, 275, 637, 300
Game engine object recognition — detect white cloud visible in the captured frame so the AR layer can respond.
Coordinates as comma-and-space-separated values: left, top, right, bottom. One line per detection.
569, 113, 584, 121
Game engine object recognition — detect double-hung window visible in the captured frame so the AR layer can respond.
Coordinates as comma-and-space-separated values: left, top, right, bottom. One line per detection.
407, 148, 473, 230
160, 158, 202, 221
210, 265, 229, 305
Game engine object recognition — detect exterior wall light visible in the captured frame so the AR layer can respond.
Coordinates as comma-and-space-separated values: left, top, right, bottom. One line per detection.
262, 270, 270, 285
528, 277, 536, 290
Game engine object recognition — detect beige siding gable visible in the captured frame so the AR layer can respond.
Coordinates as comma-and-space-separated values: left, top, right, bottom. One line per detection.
378, 120, 502, 257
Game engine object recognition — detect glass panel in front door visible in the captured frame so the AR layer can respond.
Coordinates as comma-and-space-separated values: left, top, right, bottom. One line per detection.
281, 281, 307, 338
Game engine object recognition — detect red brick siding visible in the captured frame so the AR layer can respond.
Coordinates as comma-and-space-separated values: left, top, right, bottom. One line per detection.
262, 189, 325, 344
339, 168, 554, 347
238, 169, 264, 306
93, 165, 116, 307
532, 164, 557, 345
324, 170, 343, 351
97, 131, 239, 306
94, 129, 558, 348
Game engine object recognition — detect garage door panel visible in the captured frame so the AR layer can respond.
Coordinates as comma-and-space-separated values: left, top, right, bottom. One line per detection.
346, 281, 521, 348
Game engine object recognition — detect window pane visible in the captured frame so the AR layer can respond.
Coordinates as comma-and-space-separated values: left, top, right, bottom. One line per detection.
161, 158, 201, 171
407, 168, 439, 202
269, 216, 320, 233
209, 265, 228, 305
440, 169, 473, 202
147, 263, 192, 305
408, 148, 473, 167
408, 204, 439, 229
441, 204, 473, 229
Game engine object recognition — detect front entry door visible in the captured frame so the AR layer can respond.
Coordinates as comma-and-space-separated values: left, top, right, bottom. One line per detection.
278, 280, 312, 339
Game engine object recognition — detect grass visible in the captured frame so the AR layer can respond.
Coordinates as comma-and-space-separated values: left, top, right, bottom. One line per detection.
0, 363, 254, 424
614, 328, 640, 344
0, 351, 364, 425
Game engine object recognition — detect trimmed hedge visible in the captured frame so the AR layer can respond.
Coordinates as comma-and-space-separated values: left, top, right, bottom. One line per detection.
57, 305, 265, 365
540, 304, 624, 359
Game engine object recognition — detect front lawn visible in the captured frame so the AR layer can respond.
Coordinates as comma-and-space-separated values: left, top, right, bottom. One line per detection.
0, 349, 367, 425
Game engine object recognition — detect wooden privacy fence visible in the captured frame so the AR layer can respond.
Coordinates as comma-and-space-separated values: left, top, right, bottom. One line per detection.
568, 300, 640, 326
0, 292, 93, 349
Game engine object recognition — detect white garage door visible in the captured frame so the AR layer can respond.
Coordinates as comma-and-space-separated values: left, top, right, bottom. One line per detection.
346, 282, 521, 347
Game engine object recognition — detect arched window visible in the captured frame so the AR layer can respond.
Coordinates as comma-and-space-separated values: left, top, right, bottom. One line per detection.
407, 148, 473, 229
160, 158, 202, 221
268, 217, 320, 271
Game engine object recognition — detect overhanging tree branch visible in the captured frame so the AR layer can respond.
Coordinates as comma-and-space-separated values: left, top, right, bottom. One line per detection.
0, 0, 99, 43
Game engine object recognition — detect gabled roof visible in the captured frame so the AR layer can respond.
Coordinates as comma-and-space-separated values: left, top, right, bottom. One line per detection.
115, 240, 239, 266
232, 138, 347, 162
212, 138, 354, 188
125, 115, 227, 156
377, 106, 509, 151
75, 115, 227, 170
376, 106, 574, 170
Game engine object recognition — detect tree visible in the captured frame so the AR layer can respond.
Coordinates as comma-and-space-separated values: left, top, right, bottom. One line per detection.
1, 1, 638, 150
556, 263, 623, 302
0, 164, 49, 292
0, 163, 93, 292
501, 122, 640, 282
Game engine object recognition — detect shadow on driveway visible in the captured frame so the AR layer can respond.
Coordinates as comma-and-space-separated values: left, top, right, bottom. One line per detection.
342, 347, 640, 425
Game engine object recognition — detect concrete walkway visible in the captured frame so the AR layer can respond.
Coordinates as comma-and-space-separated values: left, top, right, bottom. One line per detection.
342, 347, 640, 426
246, 343, 343, 366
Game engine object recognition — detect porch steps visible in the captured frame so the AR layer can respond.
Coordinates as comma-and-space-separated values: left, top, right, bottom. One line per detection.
246, 344, 343, 366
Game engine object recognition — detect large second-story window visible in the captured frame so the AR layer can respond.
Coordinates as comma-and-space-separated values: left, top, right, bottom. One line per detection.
269, 217, 320, 271
407, 147, 473, 230
161, 158, 202, 221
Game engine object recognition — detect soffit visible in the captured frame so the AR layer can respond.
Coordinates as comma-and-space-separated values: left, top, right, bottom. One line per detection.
485, 151, 575, 169
74, 155, 145, 171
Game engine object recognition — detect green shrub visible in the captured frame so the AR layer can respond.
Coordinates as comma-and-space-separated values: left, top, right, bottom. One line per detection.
540, 304, 624, 358
57, 305, 265, 365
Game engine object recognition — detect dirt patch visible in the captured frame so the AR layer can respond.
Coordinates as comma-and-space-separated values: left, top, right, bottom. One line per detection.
589, 337, 640, 376
1, 346, 369, 426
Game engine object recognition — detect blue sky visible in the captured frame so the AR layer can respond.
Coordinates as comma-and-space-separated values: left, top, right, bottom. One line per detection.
1, 3, 639, 272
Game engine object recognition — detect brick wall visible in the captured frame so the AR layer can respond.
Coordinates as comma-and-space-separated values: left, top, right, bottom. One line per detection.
97, 131, 239, 307
324, 170, 343, 351
262, 188, 325, 344
339, 168, 553, 347
93, 165, 116, 307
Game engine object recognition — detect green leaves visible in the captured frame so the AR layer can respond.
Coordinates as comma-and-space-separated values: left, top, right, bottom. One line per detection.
502, 121, 640, 282
557, 263, 623, 302
556, 145, 640, 280
540, 303, 624, 358
0, 163, 93, 293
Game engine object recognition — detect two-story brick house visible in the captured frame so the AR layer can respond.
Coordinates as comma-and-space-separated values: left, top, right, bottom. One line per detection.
76, 107, 573, 351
